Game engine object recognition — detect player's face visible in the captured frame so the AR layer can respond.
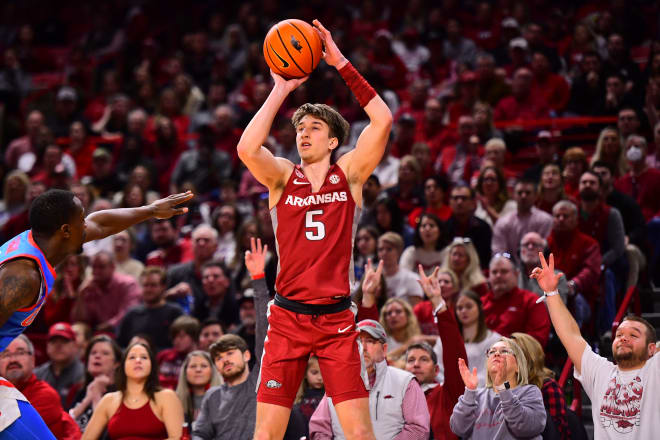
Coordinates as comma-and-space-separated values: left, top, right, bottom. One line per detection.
124, 344, 151, 380
295, 115, 336, 162
214, 349, 248, 381
199, 325, 223, 351
405, 348, 438, 384
612, 321, 653, 368
70, 198, 87, 254
186, 355, 213, 387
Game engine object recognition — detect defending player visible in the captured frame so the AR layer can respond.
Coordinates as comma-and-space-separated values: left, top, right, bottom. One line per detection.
237, 19, 392, 440
0, 189, 192, 438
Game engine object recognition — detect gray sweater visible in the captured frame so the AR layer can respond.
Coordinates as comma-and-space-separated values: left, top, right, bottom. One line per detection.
192, 278, 268, 440
449, 385, 546, 439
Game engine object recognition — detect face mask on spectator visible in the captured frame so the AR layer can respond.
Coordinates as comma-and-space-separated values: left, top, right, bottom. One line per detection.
626, 146, 643, 162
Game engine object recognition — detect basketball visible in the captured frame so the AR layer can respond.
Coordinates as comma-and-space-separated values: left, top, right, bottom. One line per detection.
263, 19, 323, 79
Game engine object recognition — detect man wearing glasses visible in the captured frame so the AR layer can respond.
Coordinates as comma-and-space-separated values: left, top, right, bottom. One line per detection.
0, 335, 80, 438
517, 232, 569, 303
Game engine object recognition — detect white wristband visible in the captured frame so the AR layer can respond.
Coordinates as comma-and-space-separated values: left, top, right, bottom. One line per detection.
536, 290, 559, 304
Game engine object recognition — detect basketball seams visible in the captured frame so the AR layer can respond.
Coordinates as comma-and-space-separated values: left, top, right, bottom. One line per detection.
275, 25, 308, 77
265, 42, 289, 77
288, 20, 315, 72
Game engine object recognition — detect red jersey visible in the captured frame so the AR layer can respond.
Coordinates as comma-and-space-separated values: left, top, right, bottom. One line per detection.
272, 164, 359, 303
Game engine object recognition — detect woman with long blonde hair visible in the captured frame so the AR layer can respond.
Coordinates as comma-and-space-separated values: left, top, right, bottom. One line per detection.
175, 350, 223, 425
451, 337, 546, 438
590, 127, 627, 177
536, 163, 571, 214
512, 332, 570, 439
440, 237, 487, 296
379, 298, 422, 366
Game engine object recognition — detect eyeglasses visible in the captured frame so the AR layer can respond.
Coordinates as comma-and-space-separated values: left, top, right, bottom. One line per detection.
493, 252, 512, 260
0, 350, 32, 360
452, 237, 472, 244
486, 348, 514, 358
521, 241, 544, 249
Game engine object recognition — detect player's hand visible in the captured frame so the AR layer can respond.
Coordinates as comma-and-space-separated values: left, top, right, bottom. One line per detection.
362, 258, 383, 296
245, 237, 268, 278
313, 19, 347, 68
149, 191, 194, 219
530, 252, 563, 293
270, 70, 309, 94
458, 358, 478, 390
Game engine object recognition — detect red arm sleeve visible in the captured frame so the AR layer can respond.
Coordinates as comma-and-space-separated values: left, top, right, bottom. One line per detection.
357, 302, 380, 322
436, 308, 467, 405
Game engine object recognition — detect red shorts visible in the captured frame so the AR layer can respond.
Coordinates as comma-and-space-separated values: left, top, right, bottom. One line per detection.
256, 302, 368, 408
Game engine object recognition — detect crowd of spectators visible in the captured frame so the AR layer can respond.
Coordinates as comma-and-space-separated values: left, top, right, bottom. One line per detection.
1, 0, 660, 438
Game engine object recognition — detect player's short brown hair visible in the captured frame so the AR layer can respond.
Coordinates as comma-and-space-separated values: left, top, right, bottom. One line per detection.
209, 334, 249, 359
622, 315, 657, 345
291, 103, 350, 146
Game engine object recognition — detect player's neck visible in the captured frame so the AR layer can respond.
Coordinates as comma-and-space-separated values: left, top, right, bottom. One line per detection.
300, 157, 332, 179
33, 233, 69, 267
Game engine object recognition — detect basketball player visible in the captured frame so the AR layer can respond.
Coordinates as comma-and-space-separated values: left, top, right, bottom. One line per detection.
0, 189, 192, 438
238, 20, 392, 440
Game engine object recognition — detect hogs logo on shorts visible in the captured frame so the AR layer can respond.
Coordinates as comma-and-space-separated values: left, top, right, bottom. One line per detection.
265, 380, 282, 389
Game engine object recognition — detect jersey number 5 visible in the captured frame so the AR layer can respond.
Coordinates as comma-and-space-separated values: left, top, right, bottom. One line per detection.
305, 210, 326, 241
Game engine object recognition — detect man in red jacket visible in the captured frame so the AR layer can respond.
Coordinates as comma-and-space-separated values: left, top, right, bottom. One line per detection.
405, 265, 467, 440
481, 254, 551, 347
0, 335, 80, 439
547, 200, 602, 325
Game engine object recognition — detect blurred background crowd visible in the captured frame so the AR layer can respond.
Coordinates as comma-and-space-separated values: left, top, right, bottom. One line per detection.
1, 0, 660, 438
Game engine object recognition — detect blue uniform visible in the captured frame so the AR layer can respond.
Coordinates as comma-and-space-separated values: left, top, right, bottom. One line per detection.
0, 230, 56, 352
0, 230, 57, 438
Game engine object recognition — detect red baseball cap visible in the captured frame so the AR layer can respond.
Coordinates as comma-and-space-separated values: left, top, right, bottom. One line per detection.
48, 322, 76, 341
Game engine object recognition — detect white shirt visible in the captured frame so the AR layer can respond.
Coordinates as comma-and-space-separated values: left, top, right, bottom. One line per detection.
574, 345, 660, 439
385, 268, 424, 300
373, 156, 400, 189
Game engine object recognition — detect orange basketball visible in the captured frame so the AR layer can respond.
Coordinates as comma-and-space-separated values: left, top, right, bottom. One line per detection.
263, 19, 323, 79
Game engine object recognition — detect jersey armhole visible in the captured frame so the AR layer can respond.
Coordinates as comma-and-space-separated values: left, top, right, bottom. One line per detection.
0, 255, 43, 312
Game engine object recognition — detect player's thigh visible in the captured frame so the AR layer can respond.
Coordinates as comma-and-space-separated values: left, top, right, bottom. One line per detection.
257, 305, 311, 407
253, 402, 292, 440
0, 401, 56, 440
315, 310, 369, 401
334, 397, 375, 440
